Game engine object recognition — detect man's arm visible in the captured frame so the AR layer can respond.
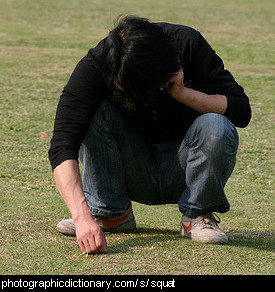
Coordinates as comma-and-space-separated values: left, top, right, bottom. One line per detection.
53, 159, 107, 254
171, 29, 251, 126
49, 42, 109, 254
166, 69, 228, 114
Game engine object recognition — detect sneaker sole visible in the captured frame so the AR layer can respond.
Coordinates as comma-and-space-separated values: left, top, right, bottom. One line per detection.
191, 229, 228, 245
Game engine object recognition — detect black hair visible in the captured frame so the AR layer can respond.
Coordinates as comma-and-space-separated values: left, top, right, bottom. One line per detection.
102, 15, 180, 102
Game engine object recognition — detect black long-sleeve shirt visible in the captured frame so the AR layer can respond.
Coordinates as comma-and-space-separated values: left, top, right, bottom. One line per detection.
49, 23, 251, 171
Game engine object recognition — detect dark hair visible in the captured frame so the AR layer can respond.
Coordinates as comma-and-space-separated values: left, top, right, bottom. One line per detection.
102, 15, 180, 101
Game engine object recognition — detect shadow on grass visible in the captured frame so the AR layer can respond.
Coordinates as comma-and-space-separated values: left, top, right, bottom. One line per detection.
107, 227, 181, 254
227, 230, 275, 252
107, 227, 275, 254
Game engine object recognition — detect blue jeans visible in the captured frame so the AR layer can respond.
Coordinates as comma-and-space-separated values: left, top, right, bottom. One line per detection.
79, 100, 239, 218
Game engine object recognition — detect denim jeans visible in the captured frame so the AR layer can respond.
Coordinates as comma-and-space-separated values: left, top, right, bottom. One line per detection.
79, 100, 239, 218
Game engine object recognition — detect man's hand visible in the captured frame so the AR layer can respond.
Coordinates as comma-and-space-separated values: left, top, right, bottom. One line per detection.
165, 68, 186, 101
166, 68, 227, 114
75, 214, 107, 254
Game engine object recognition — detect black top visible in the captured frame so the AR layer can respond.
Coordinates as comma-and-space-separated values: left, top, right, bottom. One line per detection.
49, 23, 251, 170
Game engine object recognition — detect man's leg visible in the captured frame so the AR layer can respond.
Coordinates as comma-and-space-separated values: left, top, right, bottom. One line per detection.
179, 113, 238, 244
79, 100, 162, 217
160, 113, 238, 244
178, 113, 239, 216
57, 99, 161, 235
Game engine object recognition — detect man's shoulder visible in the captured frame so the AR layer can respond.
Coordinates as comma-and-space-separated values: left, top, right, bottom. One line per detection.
87, 37, 107, 60
155, 22, 200, 41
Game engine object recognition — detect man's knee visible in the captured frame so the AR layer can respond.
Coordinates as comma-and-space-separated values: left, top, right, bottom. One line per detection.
198, 112, 237, 138
186, 113, 239, 152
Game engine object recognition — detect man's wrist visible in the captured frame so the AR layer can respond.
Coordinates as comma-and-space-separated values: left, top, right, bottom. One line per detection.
71, 199, 94, 223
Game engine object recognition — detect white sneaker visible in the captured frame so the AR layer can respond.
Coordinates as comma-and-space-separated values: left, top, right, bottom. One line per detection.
180, 213, 228, 245
56, 205, 136, 236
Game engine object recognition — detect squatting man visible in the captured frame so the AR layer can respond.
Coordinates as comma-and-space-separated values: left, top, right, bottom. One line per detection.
49, 16, 251, 253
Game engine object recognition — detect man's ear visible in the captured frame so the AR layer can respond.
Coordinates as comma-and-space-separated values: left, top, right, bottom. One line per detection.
114, 78, 124, 91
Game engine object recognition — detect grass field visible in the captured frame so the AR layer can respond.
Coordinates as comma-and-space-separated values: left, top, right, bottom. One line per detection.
0, 0, 274, 275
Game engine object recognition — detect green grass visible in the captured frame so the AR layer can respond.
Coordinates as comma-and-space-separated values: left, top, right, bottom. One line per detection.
0, 0, 274, 275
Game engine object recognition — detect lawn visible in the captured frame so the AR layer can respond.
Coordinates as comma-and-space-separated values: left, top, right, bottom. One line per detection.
0, 0, 274, 275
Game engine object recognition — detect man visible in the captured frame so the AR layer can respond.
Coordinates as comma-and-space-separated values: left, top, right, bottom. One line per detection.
49, 16, 251, 254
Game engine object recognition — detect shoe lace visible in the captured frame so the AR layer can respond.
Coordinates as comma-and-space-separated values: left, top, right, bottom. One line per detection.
195, 213, 221, 229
